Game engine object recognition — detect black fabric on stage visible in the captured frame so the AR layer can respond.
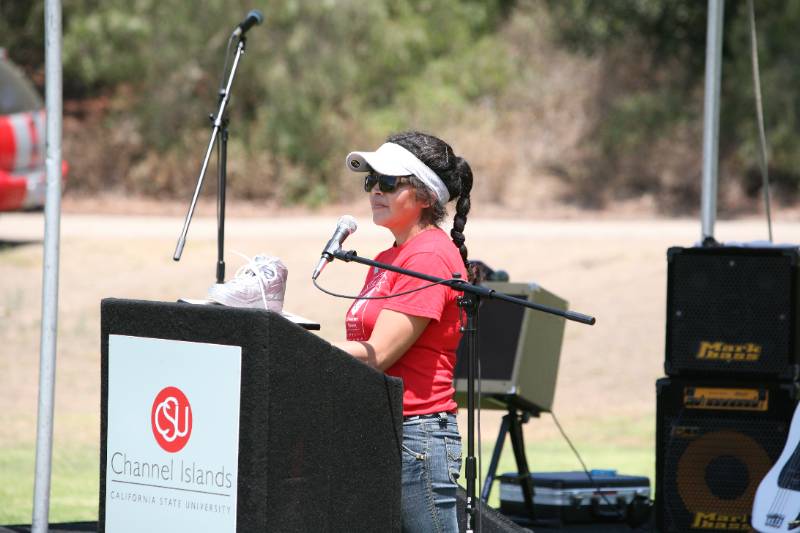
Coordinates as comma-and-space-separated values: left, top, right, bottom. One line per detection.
457, 487, 532, 532
2, 519, 657, 533
455, 487, 655, 532
4, 493, 656, 533
100, 298, 403, 532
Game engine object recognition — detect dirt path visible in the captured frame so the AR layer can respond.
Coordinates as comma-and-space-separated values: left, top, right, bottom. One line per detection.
1, 212, 795, 450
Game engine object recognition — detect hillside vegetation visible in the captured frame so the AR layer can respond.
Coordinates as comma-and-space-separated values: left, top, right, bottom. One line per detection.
3, 0, 799, 213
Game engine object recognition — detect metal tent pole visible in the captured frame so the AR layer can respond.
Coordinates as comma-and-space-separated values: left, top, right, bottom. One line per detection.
701, 0, 725, 244
33, 0, 63, 530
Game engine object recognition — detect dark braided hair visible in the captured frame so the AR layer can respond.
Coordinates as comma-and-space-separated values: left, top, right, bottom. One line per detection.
386, 131, 476, 282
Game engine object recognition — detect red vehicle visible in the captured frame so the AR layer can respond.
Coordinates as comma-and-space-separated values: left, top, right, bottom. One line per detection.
0, 50, 67, 211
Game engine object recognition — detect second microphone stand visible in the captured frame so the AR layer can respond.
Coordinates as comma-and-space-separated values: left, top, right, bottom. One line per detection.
173, 36, 247, 284
331, 248, 595, 532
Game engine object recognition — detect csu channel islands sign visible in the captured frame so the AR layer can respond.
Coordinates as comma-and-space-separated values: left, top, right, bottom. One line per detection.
151, 386, 193, 453
105, 335, 242, 533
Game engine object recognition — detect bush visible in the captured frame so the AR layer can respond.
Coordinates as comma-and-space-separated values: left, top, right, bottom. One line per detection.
47, 0, 514, 204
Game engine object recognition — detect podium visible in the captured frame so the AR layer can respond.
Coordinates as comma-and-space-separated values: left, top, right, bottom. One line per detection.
99, 298, 403, 532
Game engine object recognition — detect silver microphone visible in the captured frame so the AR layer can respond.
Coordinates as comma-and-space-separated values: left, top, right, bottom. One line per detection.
312, 215, 358, 280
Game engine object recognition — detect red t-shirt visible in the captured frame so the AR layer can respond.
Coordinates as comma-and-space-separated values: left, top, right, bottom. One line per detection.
345, 227, 467, 415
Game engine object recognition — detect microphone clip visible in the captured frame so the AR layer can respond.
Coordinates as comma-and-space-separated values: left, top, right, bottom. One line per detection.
333, 249, 357, 262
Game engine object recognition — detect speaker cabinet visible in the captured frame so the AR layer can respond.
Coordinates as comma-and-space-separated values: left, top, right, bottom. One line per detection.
656, 377, 797, 532
666, 246, 800, 379
453, 282, 567, 413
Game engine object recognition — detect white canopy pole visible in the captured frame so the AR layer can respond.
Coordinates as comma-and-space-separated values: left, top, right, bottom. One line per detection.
701, 0, 724, 243
32, 0, 63, 530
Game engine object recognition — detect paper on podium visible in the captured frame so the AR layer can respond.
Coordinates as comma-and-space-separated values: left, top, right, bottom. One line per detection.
177, 298, 320, 330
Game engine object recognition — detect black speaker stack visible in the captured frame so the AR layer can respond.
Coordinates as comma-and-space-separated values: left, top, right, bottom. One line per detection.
657, 245, 800, 532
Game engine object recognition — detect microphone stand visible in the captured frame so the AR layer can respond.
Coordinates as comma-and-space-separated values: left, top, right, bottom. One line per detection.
173, 36, 248, 285
331, 249, 595, 532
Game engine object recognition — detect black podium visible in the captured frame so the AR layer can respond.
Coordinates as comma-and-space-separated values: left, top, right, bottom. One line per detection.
99, 298, 403, 533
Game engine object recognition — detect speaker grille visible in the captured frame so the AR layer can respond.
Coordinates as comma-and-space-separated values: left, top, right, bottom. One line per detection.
666, 247, 800, 378
660, 417, 784, 531
454, 295, 527, 381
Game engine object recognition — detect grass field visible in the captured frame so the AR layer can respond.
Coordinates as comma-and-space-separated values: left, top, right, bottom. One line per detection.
1, 211, 792, 524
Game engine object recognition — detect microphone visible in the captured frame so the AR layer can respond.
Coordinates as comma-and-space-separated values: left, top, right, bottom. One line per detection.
232, 10, 264, 37
312, 216, 358, 280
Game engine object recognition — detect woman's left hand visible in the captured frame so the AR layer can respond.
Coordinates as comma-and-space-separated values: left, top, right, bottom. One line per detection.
333, 309, 430, 371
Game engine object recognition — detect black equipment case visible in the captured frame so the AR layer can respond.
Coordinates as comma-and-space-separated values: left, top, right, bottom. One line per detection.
498, 471, 650, 525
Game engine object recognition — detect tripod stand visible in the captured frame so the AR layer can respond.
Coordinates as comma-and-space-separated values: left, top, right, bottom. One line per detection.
480, 396, 541, 522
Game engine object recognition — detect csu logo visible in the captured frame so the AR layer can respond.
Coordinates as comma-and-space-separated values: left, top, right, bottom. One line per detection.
151, 386, 192, 453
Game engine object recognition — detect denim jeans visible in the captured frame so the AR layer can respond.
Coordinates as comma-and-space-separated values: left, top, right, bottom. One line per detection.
401, 412, 462, 533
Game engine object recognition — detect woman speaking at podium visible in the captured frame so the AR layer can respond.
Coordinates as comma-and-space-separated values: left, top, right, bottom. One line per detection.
333, 131, 475, 532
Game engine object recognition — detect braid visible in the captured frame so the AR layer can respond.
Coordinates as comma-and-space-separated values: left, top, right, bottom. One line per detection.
449, 157, 475, 283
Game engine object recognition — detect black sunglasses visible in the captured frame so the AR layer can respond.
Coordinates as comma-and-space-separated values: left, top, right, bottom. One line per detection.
364, 173, 410, 193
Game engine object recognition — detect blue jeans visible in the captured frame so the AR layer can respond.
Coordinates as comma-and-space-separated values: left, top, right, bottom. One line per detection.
401, 412, 462, 533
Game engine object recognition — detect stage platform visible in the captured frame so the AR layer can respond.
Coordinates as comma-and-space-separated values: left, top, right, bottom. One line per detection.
0, 519, 655, 533
0, 485, 655, 532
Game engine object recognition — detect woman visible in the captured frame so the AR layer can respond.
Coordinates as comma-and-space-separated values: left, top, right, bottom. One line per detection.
333, 131, 474, 532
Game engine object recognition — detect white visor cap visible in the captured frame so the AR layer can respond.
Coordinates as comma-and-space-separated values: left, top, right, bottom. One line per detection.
346, 142, 450, 205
